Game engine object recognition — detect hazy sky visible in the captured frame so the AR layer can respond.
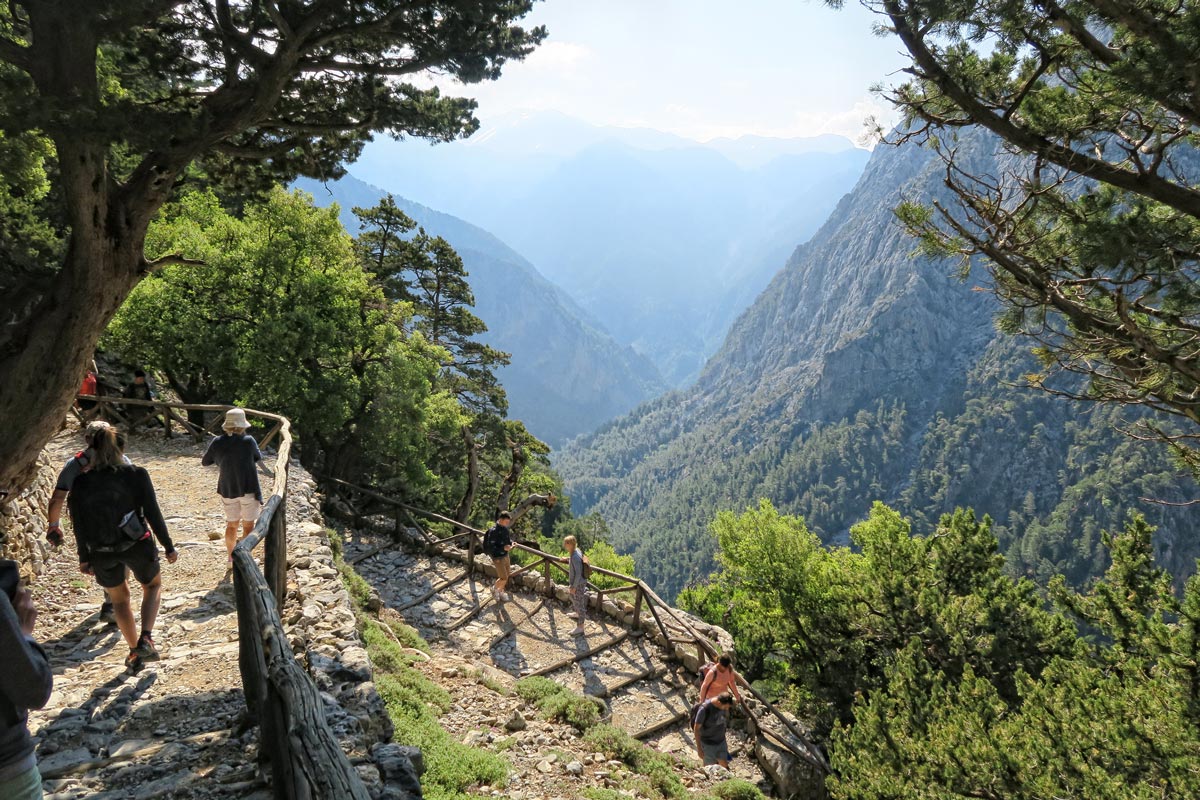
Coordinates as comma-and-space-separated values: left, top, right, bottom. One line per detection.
431, 0, 909, 143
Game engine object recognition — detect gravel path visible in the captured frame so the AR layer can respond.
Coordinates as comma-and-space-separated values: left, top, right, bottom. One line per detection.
27, 427, 273, 800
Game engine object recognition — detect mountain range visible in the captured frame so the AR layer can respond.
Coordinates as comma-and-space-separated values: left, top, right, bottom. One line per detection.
294, 175, 664, 447
352, 111, 870, 384
554, 129, 1199, 600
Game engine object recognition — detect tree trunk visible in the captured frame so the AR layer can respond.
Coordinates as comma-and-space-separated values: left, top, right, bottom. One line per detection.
495, 436, 527, 517
0, 5, 175, 504
453, 425, 479, 526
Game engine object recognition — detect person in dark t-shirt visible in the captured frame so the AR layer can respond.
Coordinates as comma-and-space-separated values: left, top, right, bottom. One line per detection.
693, 692, 734, 768
201, 408, 262, 565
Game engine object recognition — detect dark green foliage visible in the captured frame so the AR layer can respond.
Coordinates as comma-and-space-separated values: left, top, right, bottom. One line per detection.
354, 195, 510, 417
828, 515, 1200, 799
104, 188, 441, 486
0, 0, 545, 501
872, 0, 1200, 475
683, 501, 1075, 734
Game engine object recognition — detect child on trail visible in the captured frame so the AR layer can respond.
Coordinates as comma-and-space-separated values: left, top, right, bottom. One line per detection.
0, 559, 53, 800
201, 408, 262, 565
67, 425, 177, 674
46, 421, 134, 625
564, 535, 587, 636
693, 692, 735, 768
483, 512, 514, 602
699, 654, 744, 706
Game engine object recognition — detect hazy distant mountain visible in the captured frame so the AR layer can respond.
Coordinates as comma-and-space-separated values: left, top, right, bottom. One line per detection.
293, 174, 665, 447
554, 131, 1197, 601
351, 110, 869, 384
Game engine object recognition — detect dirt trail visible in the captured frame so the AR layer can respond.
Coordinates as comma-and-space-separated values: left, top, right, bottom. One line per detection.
28, 428, 273, 800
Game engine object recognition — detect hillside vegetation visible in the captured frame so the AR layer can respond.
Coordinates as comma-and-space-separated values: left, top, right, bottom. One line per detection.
556, 132, 1198, 601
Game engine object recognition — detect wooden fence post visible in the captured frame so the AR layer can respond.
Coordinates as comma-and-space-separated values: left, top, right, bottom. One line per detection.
265, 497, 288, 603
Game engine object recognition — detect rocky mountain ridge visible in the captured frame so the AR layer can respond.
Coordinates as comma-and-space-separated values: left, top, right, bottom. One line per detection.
295, 175, 665, 447
556, 131, 1199, 600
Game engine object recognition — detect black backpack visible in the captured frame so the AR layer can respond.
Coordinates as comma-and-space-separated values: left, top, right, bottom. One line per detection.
69, 467, 142, 553
482, 525, 507, 557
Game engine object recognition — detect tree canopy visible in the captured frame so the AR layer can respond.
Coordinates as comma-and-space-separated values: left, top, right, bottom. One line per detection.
0, 0, 543, 498
863, 0, 1200, 470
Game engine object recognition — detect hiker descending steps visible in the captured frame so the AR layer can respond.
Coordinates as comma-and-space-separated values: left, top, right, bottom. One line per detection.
66, 425, 177, 674
483, 511, 515, 602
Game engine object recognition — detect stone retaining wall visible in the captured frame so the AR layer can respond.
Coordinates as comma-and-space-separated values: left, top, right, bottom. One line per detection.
1, 449, 56, 580
283, 470, 423, 799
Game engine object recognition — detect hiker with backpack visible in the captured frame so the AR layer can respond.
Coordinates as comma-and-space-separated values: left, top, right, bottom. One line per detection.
564, 535, 588, 636
482, 511, 515, 602
46, 421, 135, 626
201, 408, 262, 565
67, 424, 177, 674
698, 654, 744, 706
692, 691, 735, 768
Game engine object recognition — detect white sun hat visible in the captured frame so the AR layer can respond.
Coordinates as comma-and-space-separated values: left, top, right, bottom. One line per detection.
223, 407, 250, 431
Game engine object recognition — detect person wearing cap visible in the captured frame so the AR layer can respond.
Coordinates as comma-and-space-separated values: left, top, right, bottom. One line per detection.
201, 408, 263, 563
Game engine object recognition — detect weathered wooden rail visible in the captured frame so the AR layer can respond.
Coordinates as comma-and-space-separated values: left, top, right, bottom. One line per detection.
321, 474, 831, 775
79, 396, 370, 799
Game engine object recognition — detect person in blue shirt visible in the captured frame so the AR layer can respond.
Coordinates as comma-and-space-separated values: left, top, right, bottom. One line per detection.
201, 408, 262, 565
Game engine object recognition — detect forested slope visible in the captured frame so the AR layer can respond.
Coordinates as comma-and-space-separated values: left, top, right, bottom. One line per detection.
556, 132, 1198, 599
295, 175, 665, 447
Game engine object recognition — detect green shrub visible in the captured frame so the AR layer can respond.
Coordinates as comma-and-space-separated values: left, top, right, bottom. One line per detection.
377, 673, 508, 800
710, 778, 766, 800
338, 561, 373, 610
581, 789, 626, 800
583, 723, 685, 800
540, 691, 600, 730
327, 527, 343, 560
385, 616, 430, 653
515, 676, 566, 704
514, 677, 600, 731
583, 723, 642, 764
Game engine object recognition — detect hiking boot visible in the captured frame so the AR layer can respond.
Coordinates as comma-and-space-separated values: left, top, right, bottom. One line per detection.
135, 632, 160, 662
125, 651, 144, 675
98, 600, 116, 625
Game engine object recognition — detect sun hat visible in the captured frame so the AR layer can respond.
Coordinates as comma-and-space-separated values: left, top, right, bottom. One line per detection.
223, 407, 250, 431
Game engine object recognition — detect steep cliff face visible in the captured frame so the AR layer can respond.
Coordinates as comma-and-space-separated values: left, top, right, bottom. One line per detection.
294, 176, 665, 447
557, 135, 1197, 600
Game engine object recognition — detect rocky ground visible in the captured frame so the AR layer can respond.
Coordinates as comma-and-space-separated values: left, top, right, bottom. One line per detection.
24, 424, 389, 800
346, 533, 774, 799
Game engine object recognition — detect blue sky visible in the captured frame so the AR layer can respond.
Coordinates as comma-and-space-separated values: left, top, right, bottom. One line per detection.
433, 0, 910, 143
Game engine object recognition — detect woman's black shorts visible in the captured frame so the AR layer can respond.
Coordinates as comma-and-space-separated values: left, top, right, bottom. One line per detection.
90, 537, 160, 588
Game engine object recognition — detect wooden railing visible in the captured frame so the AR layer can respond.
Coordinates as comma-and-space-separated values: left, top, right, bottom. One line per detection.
79, 396, 370, 799
322, 475, 831, 775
